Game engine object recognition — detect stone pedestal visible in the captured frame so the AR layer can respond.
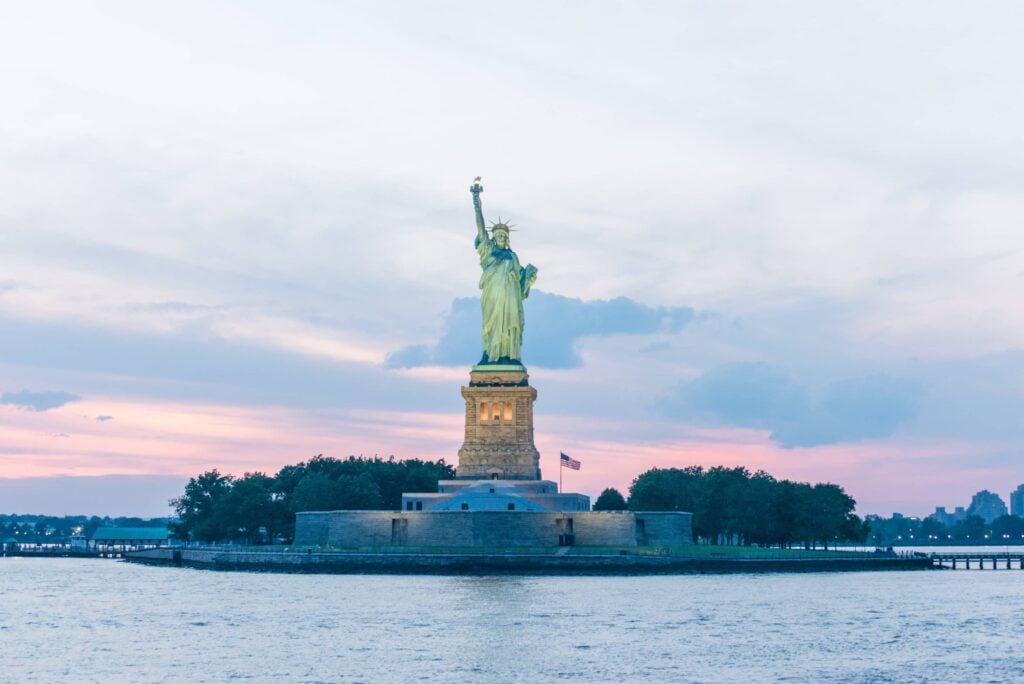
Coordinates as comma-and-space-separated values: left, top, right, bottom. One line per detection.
455, 363, 541, 480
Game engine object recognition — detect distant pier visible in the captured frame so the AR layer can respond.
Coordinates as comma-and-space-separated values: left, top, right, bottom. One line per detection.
930, 552, 1024, 570
1, 548, 126, 559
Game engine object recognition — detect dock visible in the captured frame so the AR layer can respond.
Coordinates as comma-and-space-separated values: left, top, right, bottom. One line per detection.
1, 548, 123, 559
930, 552, 1024, 570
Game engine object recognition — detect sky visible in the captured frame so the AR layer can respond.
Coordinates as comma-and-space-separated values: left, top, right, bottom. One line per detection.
1, 2, 1023, 517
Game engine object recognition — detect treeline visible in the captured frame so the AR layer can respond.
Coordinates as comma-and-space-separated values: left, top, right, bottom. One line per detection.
595, 466, 867, 548
171, 455, 454, 543
0, 515, 167, 544
867, 513, 1024, 546
171, 458, 866, 548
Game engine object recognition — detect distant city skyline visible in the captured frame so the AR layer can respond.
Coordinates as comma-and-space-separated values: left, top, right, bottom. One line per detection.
3, 3, 1024, 515
893, 485, 1024, 525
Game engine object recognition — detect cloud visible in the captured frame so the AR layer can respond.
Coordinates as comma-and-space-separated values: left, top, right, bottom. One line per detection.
387, 290, 694, 369
773, 376, 920, 448
670, 363, 809, 429
125, 301, 217, 314
0, 389, 80, 412
666, 363, 919, 448
95, 415, 114, 422
0, 312, 457, 413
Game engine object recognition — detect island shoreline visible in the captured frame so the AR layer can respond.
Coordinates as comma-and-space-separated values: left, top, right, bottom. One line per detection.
125, 547, 936, 575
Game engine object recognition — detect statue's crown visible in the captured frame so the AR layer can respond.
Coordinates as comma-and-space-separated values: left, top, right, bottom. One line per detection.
490, 217, 516, 234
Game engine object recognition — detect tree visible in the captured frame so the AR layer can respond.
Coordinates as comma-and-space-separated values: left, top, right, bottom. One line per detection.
699, 466, 750, 544
291, 472, 384, 512
628, 466, 704, 514
273, 454, 455, 513
170, 470, 233, 542
626, 465, 867, 547
291, 472, 346, 513
221, 473, 288, 544
334, 474, 385, 510
171, 456, 453, 544
918, 517, 947, 543
767, 480, 806, 548
593, 488, 628, 511
805, 483, 858, 549
951, 515, 987, 542
992, 514, 1024, 541
737, 470, 777, 546
840, 514, 870, 545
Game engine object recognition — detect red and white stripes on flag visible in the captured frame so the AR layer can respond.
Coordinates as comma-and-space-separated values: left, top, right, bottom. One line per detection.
560, 452, 581, 470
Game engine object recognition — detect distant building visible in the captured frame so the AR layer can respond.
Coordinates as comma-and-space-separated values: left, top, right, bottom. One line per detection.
930, 506, 967, 526
967, 490, 1008, 524
1011, 484, 1024, 517
931, 507, 950, 525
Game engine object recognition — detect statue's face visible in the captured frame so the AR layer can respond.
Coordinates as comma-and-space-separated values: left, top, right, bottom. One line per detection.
494, 232, 509, 248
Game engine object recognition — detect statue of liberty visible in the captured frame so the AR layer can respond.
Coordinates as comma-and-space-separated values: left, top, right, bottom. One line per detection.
470, 178, 538, 364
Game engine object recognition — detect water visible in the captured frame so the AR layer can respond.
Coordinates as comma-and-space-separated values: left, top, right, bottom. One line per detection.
2, 558, 1022, 683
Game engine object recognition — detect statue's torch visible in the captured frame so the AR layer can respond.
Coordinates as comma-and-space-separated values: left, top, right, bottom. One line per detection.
471, 176, 483, 195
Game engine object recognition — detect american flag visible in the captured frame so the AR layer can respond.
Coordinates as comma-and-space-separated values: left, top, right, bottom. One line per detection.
560, 452, 581, 470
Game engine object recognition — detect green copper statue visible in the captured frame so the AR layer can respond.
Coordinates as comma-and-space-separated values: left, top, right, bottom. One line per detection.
471, 177, 538, 364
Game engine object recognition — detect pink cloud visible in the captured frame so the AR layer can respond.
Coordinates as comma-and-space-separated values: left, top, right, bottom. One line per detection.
0, 400, 463, 479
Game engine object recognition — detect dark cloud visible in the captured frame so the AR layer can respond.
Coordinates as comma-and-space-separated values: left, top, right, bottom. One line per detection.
666, 363, 919, 448
773, 375, 920, 447
0, 389, 80, 412
671, 362, 809, 429
387, 290, 694, 369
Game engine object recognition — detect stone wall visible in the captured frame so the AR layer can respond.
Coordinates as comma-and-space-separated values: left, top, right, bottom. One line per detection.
294, 510, 693, 548
124, 547, 936, 574
635, 513, 693, 547
293, 512, 331, 546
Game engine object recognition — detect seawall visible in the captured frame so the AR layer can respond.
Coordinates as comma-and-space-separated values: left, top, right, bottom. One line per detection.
294, 510, 693, 548
125, 548, 935, 575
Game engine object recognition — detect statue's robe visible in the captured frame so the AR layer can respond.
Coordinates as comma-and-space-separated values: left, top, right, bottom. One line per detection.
476, 235, 533, 362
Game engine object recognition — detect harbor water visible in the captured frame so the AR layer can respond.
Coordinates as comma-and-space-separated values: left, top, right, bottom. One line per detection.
1, 557, 1022, 682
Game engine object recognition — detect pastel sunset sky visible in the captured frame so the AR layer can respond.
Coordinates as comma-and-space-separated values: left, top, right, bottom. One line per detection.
2, 3, 1023, 517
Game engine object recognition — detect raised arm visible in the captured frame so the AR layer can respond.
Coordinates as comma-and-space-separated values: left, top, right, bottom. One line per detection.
470, 177, 487, 243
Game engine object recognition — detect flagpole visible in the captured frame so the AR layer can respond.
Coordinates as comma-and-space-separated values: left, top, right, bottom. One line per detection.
559, 454, 563, 492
